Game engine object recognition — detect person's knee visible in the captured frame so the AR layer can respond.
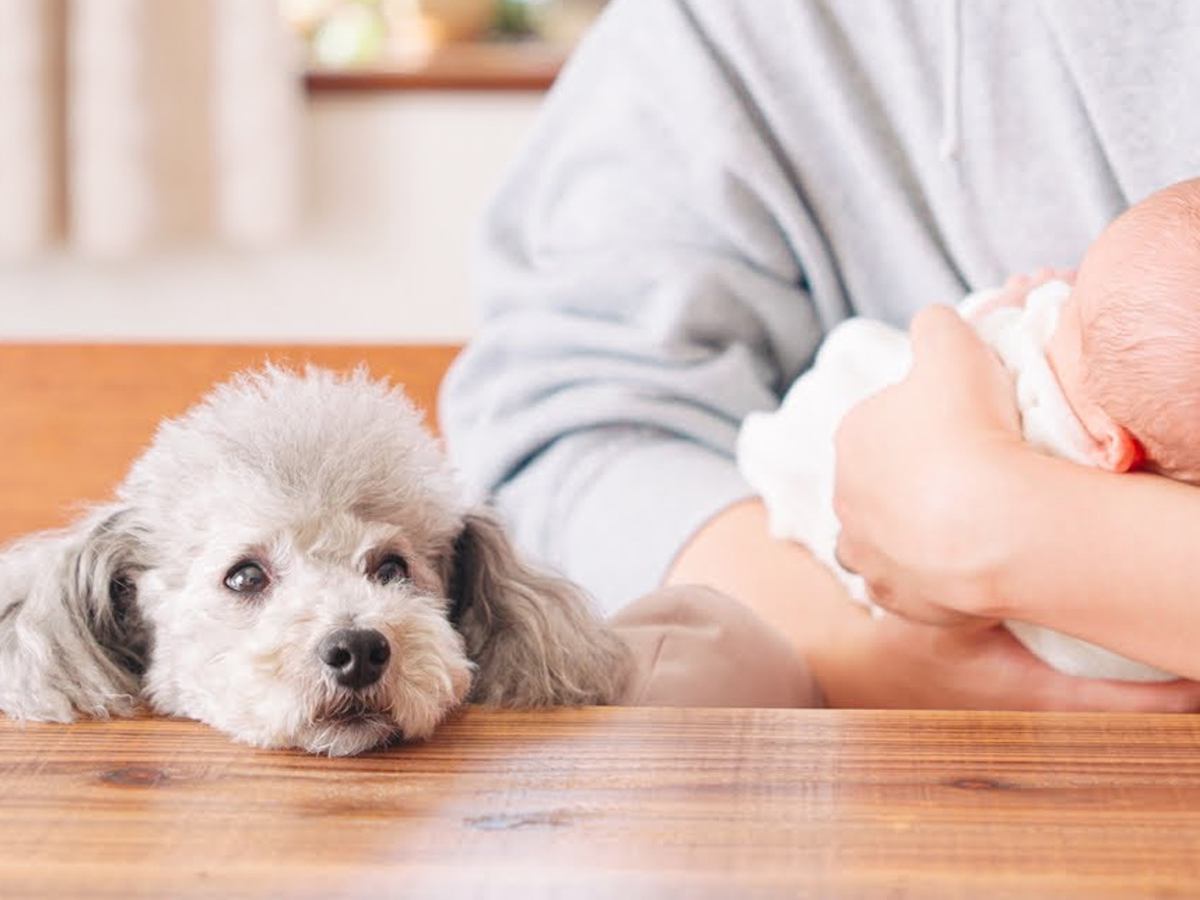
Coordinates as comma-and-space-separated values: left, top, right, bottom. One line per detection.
610, 585, 822, 708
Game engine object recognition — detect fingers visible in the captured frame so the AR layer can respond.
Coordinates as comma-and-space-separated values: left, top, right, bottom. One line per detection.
831, 519, 854, 568
908, 303, 975, 356
1004, 273, 1032, 292
907, 304, 990, 373
968, 289, 1023, 322
1017, 267, 1076, 287
979, 269, 1078, 322
866, 585, 982, 629
987, 626, 1200, 713
834, 531, 983, 628
1043, 672, 1200, 714
910, 302, 1019, 430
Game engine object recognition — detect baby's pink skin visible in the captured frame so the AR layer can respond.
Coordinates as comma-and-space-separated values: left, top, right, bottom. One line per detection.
1044, 287, 1143, 473
964, 265, 1133, 471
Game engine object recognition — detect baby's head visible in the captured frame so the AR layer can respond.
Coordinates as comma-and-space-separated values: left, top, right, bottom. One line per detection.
1049, 178, 1200, 481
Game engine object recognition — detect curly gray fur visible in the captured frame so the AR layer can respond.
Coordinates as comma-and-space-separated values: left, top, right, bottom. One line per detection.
0, 366, 631, 754
450, 511, 631, 707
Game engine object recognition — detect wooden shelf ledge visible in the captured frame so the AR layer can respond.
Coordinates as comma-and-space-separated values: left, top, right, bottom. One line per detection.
305, 42, 565, 93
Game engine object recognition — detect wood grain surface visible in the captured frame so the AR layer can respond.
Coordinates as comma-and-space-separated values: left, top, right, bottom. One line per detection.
1, 707, 1199, 898
0, 344, 460, 544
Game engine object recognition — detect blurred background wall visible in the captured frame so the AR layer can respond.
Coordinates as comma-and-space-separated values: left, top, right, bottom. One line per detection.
0, 0, 599, 343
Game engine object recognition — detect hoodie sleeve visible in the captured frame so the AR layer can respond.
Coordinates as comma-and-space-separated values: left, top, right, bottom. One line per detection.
439, 0, 827, 614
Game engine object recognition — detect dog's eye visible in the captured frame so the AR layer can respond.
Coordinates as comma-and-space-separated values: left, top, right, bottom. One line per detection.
372, 555, 409, 585
224, 561, 270, 594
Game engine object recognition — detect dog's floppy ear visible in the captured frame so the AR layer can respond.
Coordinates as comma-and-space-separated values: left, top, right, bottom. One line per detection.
0, 507, 151, 722
449, 510, 631, 707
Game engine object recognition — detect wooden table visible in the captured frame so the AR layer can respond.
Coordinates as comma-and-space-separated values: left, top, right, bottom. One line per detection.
2, 707, 1199, 898
4, 346, 1200, 896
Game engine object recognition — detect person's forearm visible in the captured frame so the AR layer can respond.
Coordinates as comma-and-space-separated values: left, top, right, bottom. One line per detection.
663, 498, 878, 705
979, 450, 1200, 678
666, 497, 1200, 710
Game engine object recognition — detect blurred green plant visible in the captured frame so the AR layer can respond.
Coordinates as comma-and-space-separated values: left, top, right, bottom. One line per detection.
313, 1, 389, 67
494, 0, 537, 36
280, 0, 604, 66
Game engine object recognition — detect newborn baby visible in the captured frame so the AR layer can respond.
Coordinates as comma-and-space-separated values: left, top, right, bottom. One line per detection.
739, 177, 1200, 683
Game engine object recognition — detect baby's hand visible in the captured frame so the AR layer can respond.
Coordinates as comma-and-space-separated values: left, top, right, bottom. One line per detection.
970, 267, 1076, 322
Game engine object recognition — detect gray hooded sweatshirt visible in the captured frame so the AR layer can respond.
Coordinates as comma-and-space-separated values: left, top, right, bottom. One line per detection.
440, 0, 1200, 614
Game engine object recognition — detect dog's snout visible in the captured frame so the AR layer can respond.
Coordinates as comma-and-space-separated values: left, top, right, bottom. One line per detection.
318, 628, 391, 690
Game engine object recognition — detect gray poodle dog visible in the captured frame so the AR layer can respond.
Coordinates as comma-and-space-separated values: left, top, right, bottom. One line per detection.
0, 367, 630, 755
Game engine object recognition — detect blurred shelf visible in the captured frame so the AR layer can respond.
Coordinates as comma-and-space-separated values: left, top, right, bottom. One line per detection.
304, 41, 566, 93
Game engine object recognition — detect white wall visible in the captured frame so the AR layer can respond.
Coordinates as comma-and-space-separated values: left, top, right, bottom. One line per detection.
0, 92, 543, 343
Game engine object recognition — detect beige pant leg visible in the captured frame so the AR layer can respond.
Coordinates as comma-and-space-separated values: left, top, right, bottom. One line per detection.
610, 585, 823, 708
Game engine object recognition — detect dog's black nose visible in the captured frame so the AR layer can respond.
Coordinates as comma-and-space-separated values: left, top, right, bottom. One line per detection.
318, 628, 391, 690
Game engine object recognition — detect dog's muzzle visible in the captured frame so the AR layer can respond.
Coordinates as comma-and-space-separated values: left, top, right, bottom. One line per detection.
317, 628, 391, 690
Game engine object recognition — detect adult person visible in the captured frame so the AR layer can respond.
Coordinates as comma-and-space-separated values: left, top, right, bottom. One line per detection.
441, 0, 1200, 710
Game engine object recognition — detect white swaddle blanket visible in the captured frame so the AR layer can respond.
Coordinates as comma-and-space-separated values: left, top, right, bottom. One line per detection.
737, 280, 1174, 683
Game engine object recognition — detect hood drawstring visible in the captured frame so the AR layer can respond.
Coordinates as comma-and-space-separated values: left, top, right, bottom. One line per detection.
939, 0, 962, 162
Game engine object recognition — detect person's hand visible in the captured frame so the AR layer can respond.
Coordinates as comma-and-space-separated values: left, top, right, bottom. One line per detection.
829, 302, 1200, 706
832, 305, 1027, 625
827, 611, 1200, 712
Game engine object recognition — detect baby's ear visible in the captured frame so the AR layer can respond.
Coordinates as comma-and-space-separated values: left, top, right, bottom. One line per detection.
1090, 420, 1144, 473
447, 509, 631, 707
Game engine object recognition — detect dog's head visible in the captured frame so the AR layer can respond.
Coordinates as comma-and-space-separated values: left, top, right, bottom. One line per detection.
0, 368, 629, 755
